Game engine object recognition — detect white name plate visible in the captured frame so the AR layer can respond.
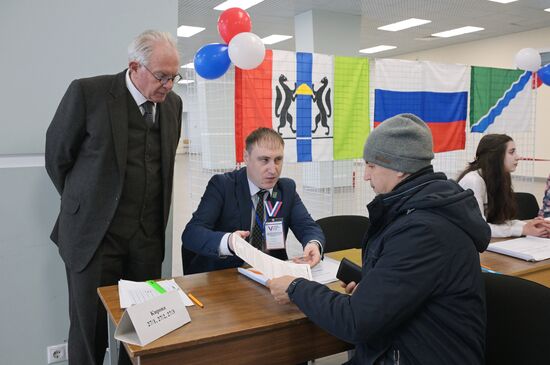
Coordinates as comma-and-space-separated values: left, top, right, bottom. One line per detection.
115, 290, 191, 346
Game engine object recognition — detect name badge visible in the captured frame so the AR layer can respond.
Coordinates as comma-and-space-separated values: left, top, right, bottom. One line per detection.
265, 218, 285, 250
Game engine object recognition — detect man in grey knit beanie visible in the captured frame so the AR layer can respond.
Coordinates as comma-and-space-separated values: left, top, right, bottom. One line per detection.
362, 113, 435, 194
364, 113, 434, 174
267, 112, 490, 365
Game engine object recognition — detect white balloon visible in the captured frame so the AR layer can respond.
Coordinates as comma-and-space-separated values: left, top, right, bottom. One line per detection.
515, 48, 541, 72
228, 32, 266, 70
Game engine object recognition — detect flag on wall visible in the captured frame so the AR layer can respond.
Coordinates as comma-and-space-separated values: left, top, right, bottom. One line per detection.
235, 50, 369, 162
470, 67, 536, 133
333, 56, 370, 160
374, 59, 469, 153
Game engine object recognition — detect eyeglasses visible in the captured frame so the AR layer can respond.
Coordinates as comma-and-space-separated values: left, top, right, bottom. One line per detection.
142, 64, 182, 86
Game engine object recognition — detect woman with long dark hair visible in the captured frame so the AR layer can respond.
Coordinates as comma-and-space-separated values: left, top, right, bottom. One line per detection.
457, 134, 550, 237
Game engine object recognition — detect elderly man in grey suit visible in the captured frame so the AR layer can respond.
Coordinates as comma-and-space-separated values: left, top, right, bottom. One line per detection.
45, 30, 182, 365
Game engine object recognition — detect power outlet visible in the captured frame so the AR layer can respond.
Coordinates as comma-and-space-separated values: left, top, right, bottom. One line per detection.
47, 343, 68, 364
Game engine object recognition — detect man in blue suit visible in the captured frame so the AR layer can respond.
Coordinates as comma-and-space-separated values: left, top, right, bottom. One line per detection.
182, 127, 325, 274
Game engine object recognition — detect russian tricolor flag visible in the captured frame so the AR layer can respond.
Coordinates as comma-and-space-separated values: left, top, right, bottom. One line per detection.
374, 59, 469, 153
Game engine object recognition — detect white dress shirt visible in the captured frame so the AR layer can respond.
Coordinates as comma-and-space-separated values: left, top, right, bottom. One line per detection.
125, 69, 156, 121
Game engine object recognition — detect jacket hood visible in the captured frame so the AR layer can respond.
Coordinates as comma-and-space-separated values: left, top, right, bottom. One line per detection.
371, 169, 490, 253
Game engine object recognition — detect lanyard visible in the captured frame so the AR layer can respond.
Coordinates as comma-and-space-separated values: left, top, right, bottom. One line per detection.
251, 194, 282, 232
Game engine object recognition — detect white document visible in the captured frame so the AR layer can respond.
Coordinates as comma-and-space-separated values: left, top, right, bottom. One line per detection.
233, 235, 312, 280
115, 291, 191, 346
487, 236, 550, 261
118, 279, 194, 309
238, 256, 340, 286
310, 256, 340, 284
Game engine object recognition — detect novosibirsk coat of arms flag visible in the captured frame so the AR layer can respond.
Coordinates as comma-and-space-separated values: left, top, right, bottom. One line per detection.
235, 50, 369, 163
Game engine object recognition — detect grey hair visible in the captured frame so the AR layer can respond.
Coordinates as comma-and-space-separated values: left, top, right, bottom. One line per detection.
128, 30, 177, 66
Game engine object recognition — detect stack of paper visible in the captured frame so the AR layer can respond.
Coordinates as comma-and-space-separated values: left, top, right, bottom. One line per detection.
238, 256, 341, 286
487, 236, 550, 262
118, 279, 194, 308
232, 235, 312, 280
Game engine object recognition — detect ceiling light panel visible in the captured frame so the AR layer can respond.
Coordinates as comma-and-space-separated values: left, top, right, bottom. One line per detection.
488, 0, 518, 3
177, 25, 205, 38
261, 35, 293, 45
378, 18, 431, 32
359, 45, 397, 54
432, 26, 484, 38
214, 0, 265, 11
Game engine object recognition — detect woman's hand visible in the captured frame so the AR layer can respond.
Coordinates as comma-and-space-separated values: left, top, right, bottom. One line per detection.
522, 217, 550, 238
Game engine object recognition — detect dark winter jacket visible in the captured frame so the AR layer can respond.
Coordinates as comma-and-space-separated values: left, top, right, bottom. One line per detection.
288, 167, 490, 365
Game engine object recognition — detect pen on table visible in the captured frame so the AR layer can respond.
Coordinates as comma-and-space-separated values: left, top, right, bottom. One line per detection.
188, 292, 204, 308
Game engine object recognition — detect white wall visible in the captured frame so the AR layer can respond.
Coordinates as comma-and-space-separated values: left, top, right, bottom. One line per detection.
396, 26, 550, 178
0, 0, 178, 363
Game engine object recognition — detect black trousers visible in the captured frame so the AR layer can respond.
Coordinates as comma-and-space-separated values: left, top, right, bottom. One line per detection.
65, 227, 163, 365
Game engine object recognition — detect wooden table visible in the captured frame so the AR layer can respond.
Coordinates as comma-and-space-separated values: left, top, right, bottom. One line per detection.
98, 269, 352, 365
479, 250, 550, 287
328, 246, 550, 289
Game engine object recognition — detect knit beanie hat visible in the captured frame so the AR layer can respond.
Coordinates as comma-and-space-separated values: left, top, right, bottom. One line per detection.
363, 113, 434, 173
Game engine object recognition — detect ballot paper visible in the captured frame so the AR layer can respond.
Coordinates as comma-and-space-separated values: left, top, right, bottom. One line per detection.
118, 279, 194, 308
238, 256, 340, 286
232, 235, 312, 280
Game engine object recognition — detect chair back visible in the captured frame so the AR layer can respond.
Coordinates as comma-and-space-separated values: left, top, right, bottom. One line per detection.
316, 215, 369, 253
484, 272, 550, 365
514, 192, 539, 220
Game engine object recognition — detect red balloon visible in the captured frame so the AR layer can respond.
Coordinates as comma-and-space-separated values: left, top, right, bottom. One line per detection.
217, 7, 252, 44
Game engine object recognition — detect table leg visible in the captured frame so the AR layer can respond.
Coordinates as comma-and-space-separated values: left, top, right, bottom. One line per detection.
107, 315, 118, 365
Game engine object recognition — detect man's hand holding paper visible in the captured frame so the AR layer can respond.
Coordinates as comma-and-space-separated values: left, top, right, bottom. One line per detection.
292, 241, 321, 267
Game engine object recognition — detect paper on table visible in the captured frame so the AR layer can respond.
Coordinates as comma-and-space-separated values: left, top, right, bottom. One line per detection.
487, 236, 550, 262
232, 235, 312, 280
310, 256, 340, 284
239, 256, 340, 286
118, 279, 194, 308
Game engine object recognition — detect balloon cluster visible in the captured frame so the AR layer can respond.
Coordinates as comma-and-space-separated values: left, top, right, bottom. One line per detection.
515, 47, 550, 86
194, 8, 266, 80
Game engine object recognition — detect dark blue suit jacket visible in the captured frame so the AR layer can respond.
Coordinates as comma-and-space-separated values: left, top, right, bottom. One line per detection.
182, 168, 324, 274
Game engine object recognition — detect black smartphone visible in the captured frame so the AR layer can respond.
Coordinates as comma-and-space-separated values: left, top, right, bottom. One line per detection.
336, 258, 362, 285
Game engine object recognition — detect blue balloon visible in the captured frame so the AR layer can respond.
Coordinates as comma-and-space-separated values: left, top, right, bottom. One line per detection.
538, 64, 550, 86
194, 43, 231, 80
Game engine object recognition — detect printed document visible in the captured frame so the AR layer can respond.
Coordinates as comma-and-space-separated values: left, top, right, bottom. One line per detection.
118, 279, 194, 308
238, 256, 340, 286
232, 235, 312, 280
487, 236, 550, 262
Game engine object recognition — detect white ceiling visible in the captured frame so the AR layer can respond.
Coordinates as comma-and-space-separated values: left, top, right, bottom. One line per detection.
177, 0, 550, 63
